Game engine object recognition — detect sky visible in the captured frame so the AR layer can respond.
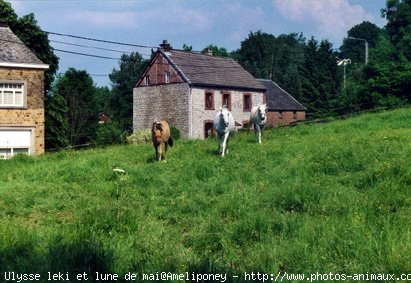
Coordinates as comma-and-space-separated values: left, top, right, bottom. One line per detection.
8, 0, 388, 87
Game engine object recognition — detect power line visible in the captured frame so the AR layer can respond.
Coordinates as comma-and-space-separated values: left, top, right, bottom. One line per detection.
53, 48, 120, 60
45, 30, 157, 49
0, 38, 121, 60
50, 39, 133, 54
0, 38, 247, 70
89, 74, 110, 77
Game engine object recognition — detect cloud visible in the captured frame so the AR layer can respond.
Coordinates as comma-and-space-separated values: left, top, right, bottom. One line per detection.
222, 3, 267, 42
156, 7, 213, 34
68, 11, 138, 28
273, 0, 376, 41
55, 4, 213, 35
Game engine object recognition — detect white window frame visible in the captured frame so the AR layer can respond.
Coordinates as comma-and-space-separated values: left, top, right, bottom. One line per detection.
0, 127, 34, 159
144, 75, 150, 86
0, 80, 27, 108
164, 72, 170, 83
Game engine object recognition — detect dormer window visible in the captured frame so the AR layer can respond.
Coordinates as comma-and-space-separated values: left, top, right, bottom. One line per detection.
144, 75, 150, 86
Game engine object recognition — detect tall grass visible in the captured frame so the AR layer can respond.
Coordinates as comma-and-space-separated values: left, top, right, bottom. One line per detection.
0, 108, 410, 281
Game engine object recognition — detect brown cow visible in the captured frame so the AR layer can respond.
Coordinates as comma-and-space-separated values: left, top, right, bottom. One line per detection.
151, 121, 173, 161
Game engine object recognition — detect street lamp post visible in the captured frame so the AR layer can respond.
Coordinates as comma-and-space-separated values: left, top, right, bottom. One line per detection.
348, 36, 368, 64
337, 59, 351, 89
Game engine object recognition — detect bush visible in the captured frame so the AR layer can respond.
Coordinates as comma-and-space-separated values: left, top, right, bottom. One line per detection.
170, 126, 181, 140
126, 129, 151, 145
95, 123, 123, 146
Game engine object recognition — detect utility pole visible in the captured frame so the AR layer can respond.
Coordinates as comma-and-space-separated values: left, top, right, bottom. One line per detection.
348, 36, 368, 64
337, 59, 351, 89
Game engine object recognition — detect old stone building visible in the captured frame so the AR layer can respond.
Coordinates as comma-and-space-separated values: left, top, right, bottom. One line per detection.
258, 79, 306, 127
0, 22, 49, 158
133, 41, 266, 139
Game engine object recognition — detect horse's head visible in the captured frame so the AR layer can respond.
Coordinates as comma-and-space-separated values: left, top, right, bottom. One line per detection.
220, 107, 231, 128
152, 122, 163, 143
258, 104, 267, 122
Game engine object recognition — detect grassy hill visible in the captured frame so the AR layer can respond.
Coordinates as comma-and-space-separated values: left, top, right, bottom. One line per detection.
1, 108, 410, 281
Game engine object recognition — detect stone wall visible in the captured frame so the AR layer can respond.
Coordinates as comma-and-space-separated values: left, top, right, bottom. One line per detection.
191, 87, 265, 139
0, 67, 45, 155
133, 83, 266, 139
267, 111, 306, 127
133, 83, 190, 137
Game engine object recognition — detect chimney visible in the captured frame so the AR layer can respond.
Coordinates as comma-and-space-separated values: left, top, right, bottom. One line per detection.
0, 20, 9, 28
205, 48, 213, 56
160, 40, 172, 51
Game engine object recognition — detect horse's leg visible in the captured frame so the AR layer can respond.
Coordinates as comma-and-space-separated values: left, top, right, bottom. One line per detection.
217, 134, 222, 154
154, 144, 159, 161
254, 124, 258, 143
222, 132, 229, 156
258, 125, 262, 144
226, 135, 229, 154
164, 141, 168, 161
158, 142, 163, 161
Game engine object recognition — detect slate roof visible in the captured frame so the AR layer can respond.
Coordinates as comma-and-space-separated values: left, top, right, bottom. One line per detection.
258, 79, 306, 111
0, 25, 45, 65
162, 49, 266, 92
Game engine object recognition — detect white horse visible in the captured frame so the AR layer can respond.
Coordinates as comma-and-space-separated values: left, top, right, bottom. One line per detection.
250, 104, 267, 144
213, 107, 236, 156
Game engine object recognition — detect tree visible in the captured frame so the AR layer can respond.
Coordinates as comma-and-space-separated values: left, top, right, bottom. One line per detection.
94, 86, 111, 115
282, 63, 302, 102
202, 44, 229, 57
232, 31, 277, 79
182, 44, 193, 51
0, 0, 59, 93
109, 52, 148, 130
382, 0, 411, 60
340, 21, 383, 64
45, 92, 69, 150
270, 33, 305, 84
233, 31, 305, 87
54, 69, 98, 146
300, 38, 341, 116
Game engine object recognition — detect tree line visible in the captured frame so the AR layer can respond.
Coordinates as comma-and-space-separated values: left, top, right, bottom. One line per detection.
1, 0, 410, 150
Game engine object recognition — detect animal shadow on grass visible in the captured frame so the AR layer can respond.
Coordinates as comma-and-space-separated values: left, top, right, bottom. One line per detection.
146, 156, 170, 163
0, 234, 114, 281
146, 155, 157, 163
49, 236, 114, 280
205, 148, 222, 156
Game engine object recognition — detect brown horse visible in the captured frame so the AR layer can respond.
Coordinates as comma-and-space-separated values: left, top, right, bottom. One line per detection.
151, 121, 173, 161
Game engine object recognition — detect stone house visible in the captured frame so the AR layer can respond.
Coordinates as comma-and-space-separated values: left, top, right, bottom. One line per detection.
133, 41, 266, 139
0, 22, 49, 158
257, 79, 306, 127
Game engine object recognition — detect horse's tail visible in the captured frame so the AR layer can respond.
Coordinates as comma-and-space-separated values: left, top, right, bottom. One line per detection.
168, 136, 173, 147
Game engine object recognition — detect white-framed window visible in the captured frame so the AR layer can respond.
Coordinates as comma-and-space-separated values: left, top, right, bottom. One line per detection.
0, 82, 25, 107
144, 75, 150, 86
164, 72, 170, 83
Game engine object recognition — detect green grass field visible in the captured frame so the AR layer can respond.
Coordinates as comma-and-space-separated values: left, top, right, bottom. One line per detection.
0, 108, 410, 282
